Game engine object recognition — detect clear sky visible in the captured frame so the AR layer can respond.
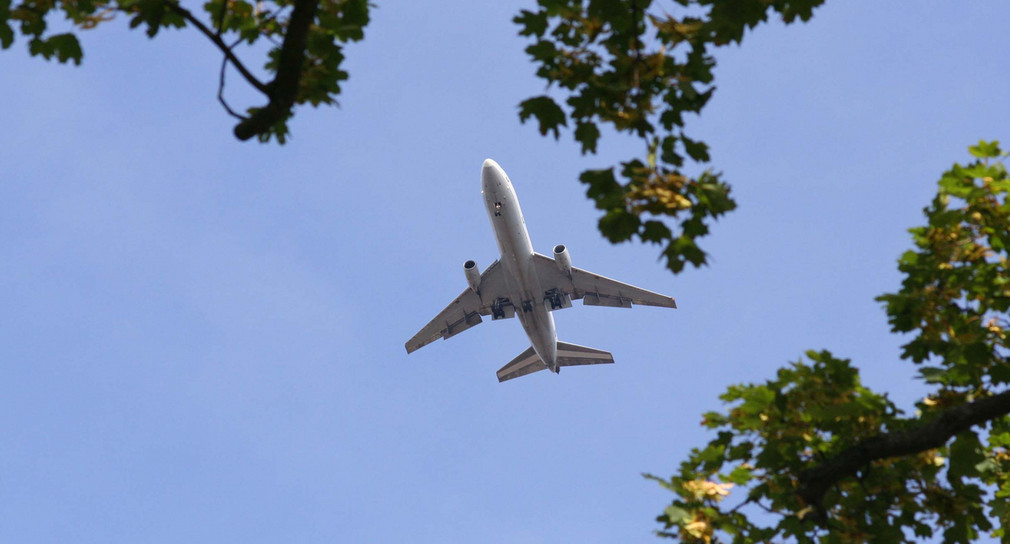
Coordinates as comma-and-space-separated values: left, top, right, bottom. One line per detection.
2, 1, 1009, 542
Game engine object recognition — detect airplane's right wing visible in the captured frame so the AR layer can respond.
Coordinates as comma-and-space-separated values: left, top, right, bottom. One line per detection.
531, 253, 677, 309
405, 260, 514, 354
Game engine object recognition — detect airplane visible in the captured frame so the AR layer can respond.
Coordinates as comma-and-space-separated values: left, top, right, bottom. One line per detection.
405, 159, 677, 382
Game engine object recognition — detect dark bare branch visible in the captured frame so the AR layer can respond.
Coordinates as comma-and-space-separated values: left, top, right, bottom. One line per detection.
796, 387, 1010, 516
165, 2, 269, 95
232, 0, 319, 141
217, 38, 247, 120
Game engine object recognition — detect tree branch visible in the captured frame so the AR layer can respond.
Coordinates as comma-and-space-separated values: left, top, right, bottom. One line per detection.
165, 3, 269, 95
232, 0, 319, 141
217, 38, 247, 120
796, 388, 1010, 518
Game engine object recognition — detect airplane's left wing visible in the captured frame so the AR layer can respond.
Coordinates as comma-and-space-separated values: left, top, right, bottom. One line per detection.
405, 260, 512, 354
531, 253, 677, 309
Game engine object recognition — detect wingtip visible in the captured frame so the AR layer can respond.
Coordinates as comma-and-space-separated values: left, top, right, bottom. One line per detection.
671, 297, 677, 309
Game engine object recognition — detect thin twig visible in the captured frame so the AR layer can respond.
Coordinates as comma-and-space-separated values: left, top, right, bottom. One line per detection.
728, 497, 754, 514
166, 2, 269, 95
217, 38, 247, 120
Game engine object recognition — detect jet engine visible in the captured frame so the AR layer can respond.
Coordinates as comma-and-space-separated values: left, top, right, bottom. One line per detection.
553, 244, 572, 276
464, 260, 481, 292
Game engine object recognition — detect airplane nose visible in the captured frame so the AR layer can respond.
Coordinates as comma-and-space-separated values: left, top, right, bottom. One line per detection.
481, 158, 502, 193
482, 158, 501, 182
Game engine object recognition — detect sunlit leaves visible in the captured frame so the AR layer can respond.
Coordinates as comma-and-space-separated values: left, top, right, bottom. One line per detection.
878, 141, 1010, 389
516, 0, 826, 273
650, 351, 949, 542
969, 140, 1001, 159
653, 144, 1010, 542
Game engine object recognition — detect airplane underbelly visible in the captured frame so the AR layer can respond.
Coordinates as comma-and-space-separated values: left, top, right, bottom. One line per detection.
518, 302, 556, 362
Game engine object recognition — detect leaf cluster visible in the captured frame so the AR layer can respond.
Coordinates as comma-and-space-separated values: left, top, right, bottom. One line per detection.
650, 143, 1010, 542
0, 0, 370, 142
514, 0, 825, 272
879, 141, 1010, 389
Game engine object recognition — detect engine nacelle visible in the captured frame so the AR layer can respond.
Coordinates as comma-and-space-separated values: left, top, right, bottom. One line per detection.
464, 260, 481, 292
553, 244, 572, 276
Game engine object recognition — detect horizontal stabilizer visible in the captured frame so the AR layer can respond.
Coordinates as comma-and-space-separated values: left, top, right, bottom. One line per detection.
556, 341, 614, 367
497, 346, 547, 382
497, 342, 614, 383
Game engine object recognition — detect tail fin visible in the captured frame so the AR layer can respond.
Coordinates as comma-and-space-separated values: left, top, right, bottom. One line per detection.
496, 342, 614, 383
497, 346, 546, 382
556, 341, 614, 367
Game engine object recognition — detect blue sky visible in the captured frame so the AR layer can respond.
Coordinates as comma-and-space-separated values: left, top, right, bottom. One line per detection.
2, 1, 1009, 542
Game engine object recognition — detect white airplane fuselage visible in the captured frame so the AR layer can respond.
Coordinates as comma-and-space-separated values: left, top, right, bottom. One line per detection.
480, 159, 559, 372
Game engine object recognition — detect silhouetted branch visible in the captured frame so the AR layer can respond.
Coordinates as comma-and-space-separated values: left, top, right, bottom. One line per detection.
165, 3, 268, 95
217, 38, 247, 120
232, 0, 319, 140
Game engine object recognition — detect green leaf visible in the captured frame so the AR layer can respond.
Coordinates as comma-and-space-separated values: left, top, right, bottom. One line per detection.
948, 433, 984, 483
974, 458, 998, 475
939, 172, 973, 199
641, 220, 672, 243
574, 121, 600, 154
598, 209, 640, 243
664, 505, 691, 524
702, 411, 728, 428
517, 95, 567, 139
963, 342, 991, 367
514, 9, 548, 37
523, 39, 557, 62
725, 465, 753, 485
898, 249, 919, 266
660, 136, 683, 167
0, 21, 13, 49
46, 33, 82, 65
918, 366, 946, 384
580, 168, 622, 209
681, 135, 710, 162
968, 140, 1001, 159
990, 431, 1010, 448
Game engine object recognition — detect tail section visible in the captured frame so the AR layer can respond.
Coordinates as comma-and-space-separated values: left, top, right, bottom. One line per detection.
496, 342, 614, 382
556, 341, 614, 367
497, 346, 546, 382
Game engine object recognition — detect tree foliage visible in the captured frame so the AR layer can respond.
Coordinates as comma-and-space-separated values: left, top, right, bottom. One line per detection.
2, 0, 828, 269
0, 0, 369, 142
648, 142, 1010, 543
8, 4, 1010, 539
515, 0, 825, 272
